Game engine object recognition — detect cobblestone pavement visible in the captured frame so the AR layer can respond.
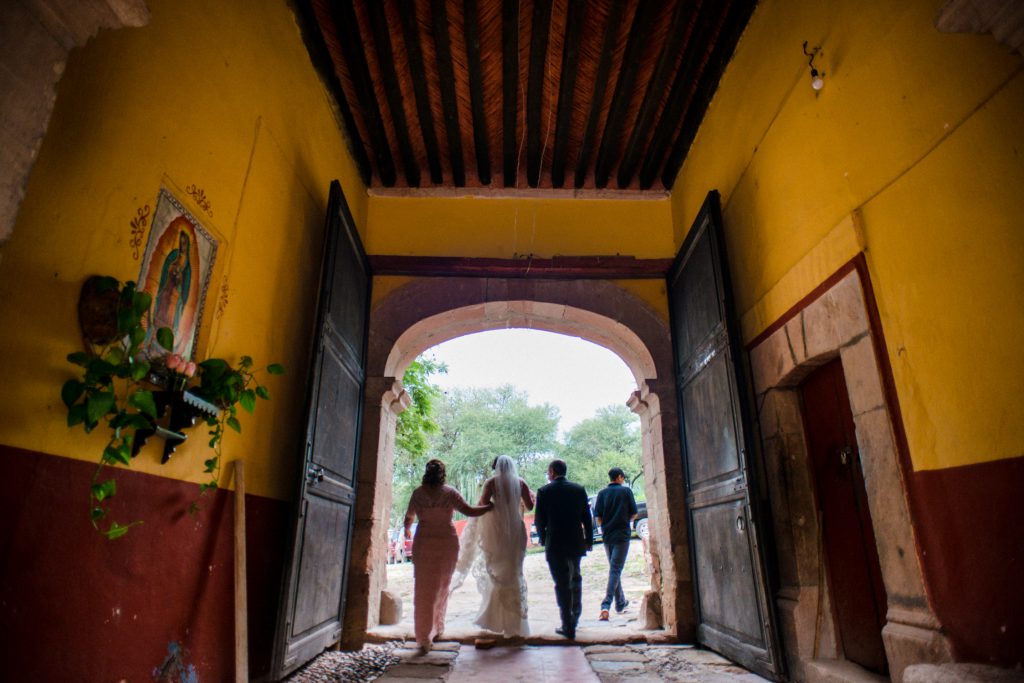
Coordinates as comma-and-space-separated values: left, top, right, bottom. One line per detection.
289, 641, 768, 682
284, 642, 403, 682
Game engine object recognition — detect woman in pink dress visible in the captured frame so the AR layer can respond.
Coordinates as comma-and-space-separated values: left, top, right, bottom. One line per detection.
404, 459, 492, 653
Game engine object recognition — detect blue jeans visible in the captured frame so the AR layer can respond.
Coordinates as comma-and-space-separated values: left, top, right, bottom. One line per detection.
601, 540, 630, 611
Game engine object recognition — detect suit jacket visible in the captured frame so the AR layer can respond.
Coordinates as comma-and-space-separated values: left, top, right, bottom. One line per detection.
535, 476, 593, 558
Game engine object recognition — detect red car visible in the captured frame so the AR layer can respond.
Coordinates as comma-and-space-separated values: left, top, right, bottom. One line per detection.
387, 526, 415, 564
396, 523, 416, 562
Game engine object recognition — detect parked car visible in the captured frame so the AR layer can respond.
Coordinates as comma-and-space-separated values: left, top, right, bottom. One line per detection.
633, 500, 648, 539
387, 527, 402, 564
588, 496, 604, 544
386, 524, 416, 563
528, 492, 647, 545
587, 493, 649, 543
401, 523, 416, 562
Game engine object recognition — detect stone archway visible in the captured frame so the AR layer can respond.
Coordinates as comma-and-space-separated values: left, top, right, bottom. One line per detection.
748, 265, 952, 682
0, 0, 150, 244
339, 277, 694, 647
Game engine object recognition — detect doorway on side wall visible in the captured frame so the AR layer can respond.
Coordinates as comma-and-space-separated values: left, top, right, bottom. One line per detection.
800, 358, 888, 675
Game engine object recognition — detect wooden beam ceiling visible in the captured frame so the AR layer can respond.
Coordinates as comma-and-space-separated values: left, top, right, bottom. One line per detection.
305, 0, 757, 192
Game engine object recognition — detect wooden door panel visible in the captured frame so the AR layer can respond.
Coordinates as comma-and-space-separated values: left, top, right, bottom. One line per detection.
672, 228, 721, 364
293, 498, 352, 634
669, 191, 783, 680
680, 349, 740, 487
327, 229, 368, 367
801, 360, 888, 674
311, 339, 362, 485
272, 181, 370, 680
692, 500, 763, 641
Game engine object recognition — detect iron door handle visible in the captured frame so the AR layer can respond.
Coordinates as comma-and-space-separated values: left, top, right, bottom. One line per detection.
307, 464, 346, 488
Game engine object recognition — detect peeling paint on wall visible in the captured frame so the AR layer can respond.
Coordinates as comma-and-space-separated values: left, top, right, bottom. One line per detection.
153, 642, 198, 683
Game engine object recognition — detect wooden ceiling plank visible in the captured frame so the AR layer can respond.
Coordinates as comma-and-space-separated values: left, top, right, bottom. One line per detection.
331, 0, 397, 186
526, 0, 553, 187
616, 0, 693, 189
430, 0, 466, 186
502, 0, 520, 187
366, 1, 420, 187
592, 0, 659, 189
550, 0, 584, 189
397, 0, 444, 184
637, 0, 723, 189
573, 0, 627, 189
463, 0, 492, 185
369, 254, 674, 279
295, 0, 371, 185
661, 0, 755, 188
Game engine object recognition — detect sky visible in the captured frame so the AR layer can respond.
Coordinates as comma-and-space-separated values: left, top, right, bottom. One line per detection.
422, 328, 638, 434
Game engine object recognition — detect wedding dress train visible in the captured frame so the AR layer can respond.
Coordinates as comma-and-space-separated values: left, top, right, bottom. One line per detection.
451, 456, 530, 637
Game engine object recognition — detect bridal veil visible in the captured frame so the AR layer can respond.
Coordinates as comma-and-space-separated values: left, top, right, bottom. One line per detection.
451, 455, 530, 636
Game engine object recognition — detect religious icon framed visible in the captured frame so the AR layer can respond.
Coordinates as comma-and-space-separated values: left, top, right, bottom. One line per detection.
136, 187, 219, 361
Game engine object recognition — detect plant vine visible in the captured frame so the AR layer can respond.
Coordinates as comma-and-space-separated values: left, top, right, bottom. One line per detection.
62, 276, 282, 539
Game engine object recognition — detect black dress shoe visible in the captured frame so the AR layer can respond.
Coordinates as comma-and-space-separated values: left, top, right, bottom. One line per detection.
555, 627, 576, 639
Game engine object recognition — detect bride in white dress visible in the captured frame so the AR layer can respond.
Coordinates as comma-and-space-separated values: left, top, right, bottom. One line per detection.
451, 455, 535, 637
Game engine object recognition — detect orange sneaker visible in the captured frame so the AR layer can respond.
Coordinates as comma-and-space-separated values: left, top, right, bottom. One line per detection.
599, 609, 610, 621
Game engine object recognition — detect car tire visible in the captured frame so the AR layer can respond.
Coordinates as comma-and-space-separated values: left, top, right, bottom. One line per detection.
636, 518, 649, 540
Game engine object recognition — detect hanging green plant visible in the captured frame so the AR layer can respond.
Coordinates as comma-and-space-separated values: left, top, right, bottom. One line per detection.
62, 276, 283, 539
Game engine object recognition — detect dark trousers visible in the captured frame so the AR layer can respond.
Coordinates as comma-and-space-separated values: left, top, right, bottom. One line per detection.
546, 552, 583, 632
601, 540, 630, 611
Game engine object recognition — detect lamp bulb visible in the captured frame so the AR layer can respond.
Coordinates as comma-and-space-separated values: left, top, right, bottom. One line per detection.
811, 74, 824, 91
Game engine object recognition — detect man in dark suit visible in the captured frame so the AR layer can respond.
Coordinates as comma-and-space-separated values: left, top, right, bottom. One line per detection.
534, 458, 593, 639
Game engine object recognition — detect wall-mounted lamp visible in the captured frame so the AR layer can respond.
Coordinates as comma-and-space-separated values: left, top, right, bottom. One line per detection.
802, 41, 825, 91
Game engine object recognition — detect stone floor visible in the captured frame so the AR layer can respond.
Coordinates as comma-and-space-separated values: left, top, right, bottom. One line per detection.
374, 539, 654, 644
290, 642, 769, 683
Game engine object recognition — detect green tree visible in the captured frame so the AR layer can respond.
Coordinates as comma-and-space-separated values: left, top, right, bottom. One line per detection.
430, 385, 560, 500
557, 404, 644, 500
391, 357, 446, 526
395, 357, 447, 458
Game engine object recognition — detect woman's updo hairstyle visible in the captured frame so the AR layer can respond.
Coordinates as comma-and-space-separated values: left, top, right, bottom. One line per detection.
422, 459, 446, 487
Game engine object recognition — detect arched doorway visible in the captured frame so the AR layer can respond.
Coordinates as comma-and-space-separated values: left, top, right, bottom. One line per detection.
338, 277, 694, 647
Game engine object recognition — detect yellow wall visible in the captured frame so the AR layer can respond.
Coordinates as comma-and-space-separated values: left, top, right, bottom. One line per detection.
671, 0, 1023, 470
5, 0, 1019, 503
366, 194, 674, 258
366, 194, 674, 320
0, 0, 365, 500
371, 276, 668, 322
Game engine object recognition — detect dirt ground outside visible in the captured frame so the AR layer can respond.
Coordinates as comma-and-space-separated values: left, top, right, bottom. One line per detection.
380, 538, 653, 640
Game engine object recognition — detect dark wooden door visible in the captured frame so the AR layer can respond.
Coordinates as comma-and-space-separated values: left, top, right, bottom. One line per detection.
668, 191, 783, 679
271, 181, 371, 680
801, 359, 888, 674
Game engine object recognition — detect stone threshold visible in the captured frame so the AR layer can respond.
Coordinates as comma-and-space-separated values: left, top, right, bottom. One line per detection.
365, 627, 679, 647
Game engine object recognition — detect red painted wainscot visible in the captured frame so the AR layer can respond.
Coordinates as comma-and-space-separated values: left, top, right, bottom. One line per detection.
907, 454, 1024, 667
0, 445, 289, 682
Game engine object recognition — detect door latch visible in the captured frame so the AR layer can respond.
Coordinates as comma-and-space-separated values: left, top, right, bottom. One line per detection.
307, 464, 325, 485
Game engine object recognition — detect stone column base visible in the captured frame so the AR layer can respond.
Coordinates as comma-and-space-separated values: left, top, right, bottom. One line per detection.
639, 589, 663, 630
882, 607, 953, 683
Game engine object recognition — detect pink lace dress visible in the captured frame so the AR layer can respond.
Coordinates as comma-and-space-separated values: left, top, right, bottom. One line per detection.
405, 484, 473, 647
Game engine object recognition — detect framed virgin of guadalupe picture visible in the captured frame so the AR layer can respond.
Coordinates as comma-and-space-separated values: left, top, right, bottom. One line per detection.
137, 188, 218, 360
